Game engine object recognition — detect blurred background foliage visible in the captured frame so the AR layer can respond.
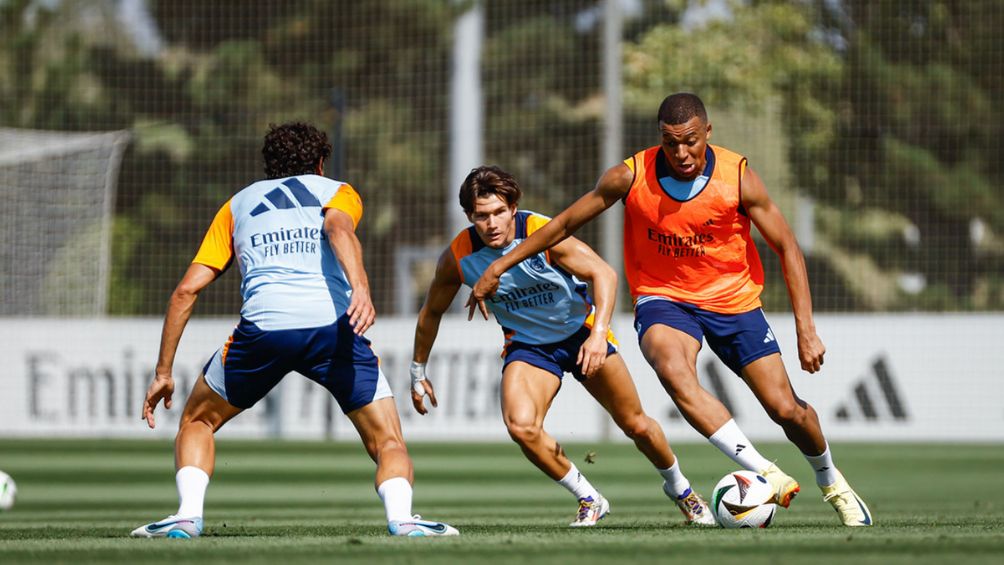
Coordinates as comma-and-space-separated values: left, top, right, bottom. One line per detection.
1, 0, 1001, 314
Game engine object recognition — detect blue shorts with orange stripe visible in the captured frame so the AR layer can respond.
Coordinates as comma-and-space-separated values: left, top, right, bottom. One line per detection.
202, 315, 392, 412
503, 325, 618, 382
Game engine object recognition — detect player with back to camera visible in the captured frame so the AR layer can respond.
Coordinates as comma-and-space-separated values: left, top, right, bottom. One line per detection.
409, 165, 715, 527
467, 94, 873, 527
131, 122, 458, 538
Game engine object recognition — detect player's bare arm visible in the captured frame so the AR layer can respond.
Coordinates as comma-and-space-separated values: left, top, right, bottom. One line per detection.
741, 166, 825, 373
410, 249, 463, 414
143, 262, 219, 429
324, 207, 375, 335
548, 236, 618, 378
467, 163, 633, 320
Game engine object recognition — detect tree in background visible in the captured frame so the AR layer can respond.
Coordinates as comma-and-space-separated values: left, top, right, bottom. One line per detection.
815, 0, 1004, 310
1, 0, 614, 316
623, 0, 1004, 311
1, 0, 457, 314
4, 0, 1001, 314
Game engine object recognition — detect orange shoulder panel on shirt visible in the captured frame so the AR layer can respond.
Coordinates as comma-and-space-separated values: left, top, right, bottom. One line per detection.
525, 213, 550, 235
192, 199, 234, 270
323, 184, 363, 228
623, 155, 637, 174
449, 229, 473, 281
524, 213, 553, 263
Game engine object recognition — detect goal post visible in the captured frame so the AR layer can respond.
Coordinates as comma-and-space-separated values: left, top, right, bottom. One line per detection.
0, 128, 130, 316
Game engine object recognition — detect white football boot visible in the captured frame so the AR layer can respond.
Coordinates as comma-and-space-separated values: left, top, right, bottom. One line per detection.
760, 463, 800, 508
130, 515, 203, 538
665, 484, 716, 526
569, 494, 610, 527
388, 515, 460, 537
821, 471, 873, 527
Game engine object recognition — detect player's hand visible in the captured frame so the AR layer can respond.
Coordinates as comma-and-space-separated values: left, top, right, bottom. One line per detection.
797, 329, 826, 374
466, 265, 501, 321
577, 330, 609, 378
409, 361, 439, 415
142, 372, 175, 429
347, 287, 376, 335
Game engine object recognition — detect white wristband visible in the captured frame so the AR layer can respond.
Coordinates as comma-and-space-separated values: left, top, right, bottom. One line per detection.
409, 361, 427, 394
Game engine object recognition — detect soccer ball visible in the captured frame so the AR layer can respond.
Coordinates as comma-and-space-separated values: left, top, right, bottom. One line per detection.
0, 471, 16, 511
711, 470, 777, 528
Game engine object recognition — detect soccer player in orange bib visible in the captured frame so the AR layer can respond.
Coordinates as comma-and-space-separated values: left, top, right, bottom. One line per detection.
468, 94, 872, 527
132, 123, 457, 539
410, 166, 714, 527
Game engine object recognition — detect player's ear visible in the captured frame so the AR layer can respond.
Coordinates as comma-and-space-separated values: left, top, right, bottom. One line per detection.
315, 158, 325, 176
705, 122, 712, 141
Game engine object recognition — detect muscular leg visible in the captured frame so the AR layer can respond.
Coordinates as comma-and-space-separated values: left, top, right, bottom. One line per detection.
346, 397, 414, 487
130, 376, 240, 536
175, 374, 243, 475
640, 325, 731, 436
742, 354, 871, 525
500, 362, 568, 479
641, 324, 776, 476
582, 353, 715, 523
347, 397, 459, 534
741, 354, 826, 455
580, 353, 675, 469
162, 374, 243, 522
346, 397, 417, 525
502, 361, 604, 521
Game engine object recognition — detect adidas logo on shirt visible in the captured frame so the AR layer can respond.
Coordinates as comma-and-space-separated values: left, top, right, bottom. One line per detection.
249, 178, 322, 217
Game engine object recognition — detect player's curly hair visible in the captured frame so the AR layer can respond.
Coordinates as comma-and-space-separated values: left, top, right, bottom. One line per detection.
459, 165, 522, 214
262, 122, 332, 179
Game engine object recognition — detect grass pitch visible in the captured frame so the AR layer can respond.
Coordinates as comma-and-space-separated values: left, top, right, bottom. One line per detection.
1, 439, 1002, 564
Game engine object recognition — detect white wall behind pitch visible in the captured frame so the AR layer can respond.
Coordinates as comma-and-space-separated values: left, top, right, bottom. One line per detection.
0, 315, 1001, 442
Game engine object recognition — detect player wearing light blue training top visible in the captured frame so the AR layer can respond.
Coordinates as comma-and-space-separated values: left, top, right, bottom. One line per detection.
410, 165, 715, 528
132, 122, 457, 539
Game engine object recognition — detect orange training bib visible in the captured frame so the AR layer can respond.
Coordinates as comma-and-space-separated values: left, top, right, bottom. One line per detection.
622, 144, 764, 314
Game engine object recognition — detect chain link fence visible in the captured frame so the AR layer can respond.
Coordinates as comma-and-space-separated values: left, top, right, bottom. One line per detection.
1, 0, 1001, 317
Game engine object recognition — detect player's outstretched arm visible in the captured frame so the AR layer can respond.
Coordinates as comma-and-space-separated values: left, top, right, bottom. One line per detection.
467, 163, 633, 320
410, 249, 463, 415
324, 208, 375, 335
144, 263, 218, 429
549, 236, 618, 378
742, 166, 825, 373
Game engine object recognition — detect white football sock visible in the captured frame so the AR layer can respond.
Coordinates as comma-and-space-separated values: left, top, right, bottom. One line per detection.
175, 466, 209, 519
377, 477, 413, 523
803, 444, 839, 486
557, 463, 600, 501
709, 419, 772, 473
658, 460, 692, 499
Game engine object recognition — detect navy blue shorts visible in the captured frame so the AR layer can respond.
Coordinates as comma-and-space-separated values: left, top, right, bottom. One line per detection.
203, 315, 392, 413
503, 325, 618, 382
633, 298, 781, 375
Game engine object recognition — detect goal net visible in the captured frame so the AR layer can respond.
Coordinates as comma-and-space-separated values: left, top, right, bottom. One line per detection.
0, 128, 130, 316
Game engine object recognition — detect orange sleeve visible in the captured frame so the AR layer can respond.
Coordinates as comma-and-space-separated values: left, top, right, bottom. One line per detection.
323, 183, 363, 228
192, 200, 234, 270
